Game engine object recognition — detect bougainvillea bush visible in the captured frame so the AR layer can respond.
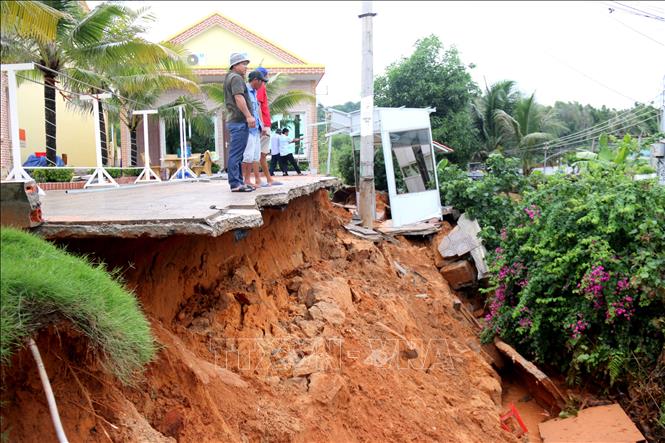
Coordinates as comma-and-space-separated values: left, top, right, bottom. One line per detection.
481, 165, 665, 390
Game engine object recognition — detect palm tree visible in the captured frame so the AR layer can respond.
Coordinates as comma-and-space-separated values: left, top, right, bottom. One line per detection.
0, 1, 65, 43
511, 93, 565, 173
104, 60, 199, 165
1, 2, 177, 166
65, 7, 199, 166
202, 73, 314, 120
1, 2, 136, 165
471, 80, 520, 159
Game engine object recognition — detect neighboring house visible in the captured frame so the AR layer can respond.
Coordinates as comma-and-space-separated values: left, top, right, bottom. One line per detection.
5, 73, 98, 168
2, 11, 324, 174
125, 12, 325, 173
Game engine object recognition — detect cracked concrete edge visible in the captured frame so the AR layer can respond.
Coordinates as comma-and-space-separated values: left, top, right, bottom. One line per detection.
33, 178, 341, 239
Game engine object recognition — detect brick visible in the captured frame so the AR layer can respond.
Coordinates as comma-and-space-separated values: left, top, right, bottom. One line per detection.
440, 260, 477, 290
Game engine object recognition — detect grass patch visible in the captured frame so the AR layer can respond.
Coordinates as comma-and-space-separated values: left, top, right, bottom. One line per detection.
0, 228, 156, 383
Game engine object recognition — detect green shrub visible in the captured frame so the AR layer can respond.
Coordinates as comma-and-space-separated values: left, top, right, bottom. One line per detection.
437, 154, 528, 249
482, 166, 665, 390
0, 228, 156, 383
122, 168, 143, 177
105, 168, 123, 179
29, 168, 74, 183
211, 162, 220, 174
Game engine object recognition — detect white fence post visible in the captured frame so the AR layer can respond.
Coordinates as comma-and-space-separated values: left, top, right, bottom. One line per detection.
133, 110, 161, 183
1, 63, 35, 181
80, 94, 117, 188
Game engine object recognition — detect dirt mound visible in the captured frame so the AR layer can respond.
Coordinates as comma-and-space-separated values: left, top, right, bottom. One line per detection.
1, 190, 515, 442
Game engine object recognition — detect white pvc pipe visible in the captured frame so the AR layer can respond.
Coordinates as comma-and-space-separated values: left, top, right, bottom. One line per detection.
28, 338, 69, 443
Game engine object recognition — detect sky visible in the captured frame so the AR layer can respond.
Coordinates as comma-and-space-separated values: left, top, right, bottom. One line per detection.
89, 1, 665, 111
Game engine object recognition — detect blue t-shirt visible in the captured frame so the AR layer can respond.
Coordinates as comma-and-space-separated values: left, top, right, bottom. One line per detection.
246, 83, 262, 135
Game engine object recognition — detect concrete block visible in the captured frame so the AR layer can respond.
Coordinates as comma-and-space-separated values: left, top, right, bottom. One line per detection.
440, 260, 477, 289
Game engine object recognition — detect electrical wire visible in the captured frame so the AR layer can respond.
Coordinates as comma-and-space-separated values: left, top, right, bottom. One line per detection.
509, 111, 658, 154
609, 14, 665, 47
511, 90, 663, 153
505, 110, 659, 155
32, 62, 152, 109
544, 51, 640, 103
611, 1, 665, 21
506, 108, 658, 154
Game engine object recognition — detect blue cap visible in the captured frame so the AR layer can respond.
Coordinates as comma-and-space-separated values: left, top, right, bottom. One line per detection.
256, 67, 269, 77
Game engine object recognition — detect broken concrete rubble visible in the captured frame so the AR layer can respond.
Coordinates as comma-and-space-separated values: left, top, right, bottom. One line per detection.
440, 260, 477, 290
309, 301, 346, 325
538, 403, 645, 443
437, 214, 489, 280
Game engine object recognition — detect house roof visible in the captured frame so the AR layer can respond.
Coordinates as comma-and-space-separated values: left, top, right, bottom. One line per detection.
433, 141, 455, 153
165, 12, 314, 67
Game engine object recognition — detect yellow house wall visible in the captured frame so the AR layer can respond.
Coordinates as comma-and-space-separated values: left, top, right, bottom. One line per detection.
17, 81, 96, 166
183, 26, 285, 68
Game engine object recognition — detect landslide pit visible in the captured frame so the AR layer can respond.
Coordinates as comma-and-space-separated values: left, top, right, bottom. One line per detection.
1, 190, 515, 442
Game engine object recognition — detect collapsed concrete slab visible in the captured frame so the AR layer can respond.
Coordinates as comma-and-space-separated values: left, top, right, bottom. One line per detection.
32, 176, 340, 239
539, 403, 645, 443
437, 214, 489, 279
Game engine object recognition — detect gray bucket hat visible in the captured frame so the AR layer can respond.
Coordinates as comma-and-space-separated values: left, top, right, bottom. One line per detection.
229, 52, 250, 68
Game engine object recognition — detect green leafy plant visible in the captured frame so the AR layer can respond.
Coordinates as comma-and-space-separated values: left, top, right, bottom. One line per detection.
29, 168, 74, 183
437, 153, 527, 249
482, 165, 665, 392
121, 167, 143, 177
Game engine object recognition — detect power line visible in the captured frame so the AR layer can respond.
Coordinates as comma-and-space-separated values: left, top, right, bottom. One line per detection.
32, 62, 152, 110
515, 110, 658, 154
611, 1, 665, 21
506, 109, 659, 155
506, 105, 659, 154
609, 13, 665, 47
514, 90, 663, 153
544, 51, 639, 103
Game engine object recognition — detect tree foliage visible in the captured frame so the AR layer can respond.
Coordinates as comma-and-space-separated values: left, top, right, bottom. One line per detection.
374, 35, 480, 165
481, 166, 665, 394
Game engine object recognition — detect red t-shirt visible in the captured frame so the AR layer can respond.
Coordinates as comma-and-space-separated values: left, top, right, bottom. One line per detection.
257, 84, 271, 128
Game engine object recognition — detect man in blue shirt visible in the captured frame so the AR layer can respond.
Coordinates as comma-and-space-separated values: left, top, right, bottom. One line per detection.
242, 70, 265, 187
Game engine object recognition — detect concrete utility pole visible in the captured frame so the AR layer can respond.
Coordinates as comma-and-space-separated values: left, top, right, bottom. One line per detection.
358, 1, 377, 228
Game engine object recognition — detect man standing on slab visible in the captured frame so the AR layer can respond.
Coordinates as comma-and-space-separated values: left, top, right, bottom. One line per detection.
224, 52, 255, 192
254, 67, 282, 186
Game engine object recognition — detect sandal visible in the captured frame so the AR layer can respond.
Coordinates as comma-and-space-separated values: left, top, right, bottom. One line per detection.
231, 185, 255, 192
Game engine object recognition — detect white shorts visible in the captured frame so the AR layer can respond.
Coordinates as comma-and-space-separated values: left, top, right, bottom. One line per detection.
243, 132, 261, 163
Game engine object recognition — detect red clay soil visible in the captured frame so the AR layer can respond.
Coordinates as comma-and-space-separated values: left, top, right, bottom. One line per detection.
1, 190, 516, 443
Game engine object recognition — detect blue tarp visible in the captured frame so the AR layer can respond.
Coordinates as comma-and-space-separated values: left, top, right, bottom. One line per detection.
23, 154, 65, 167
